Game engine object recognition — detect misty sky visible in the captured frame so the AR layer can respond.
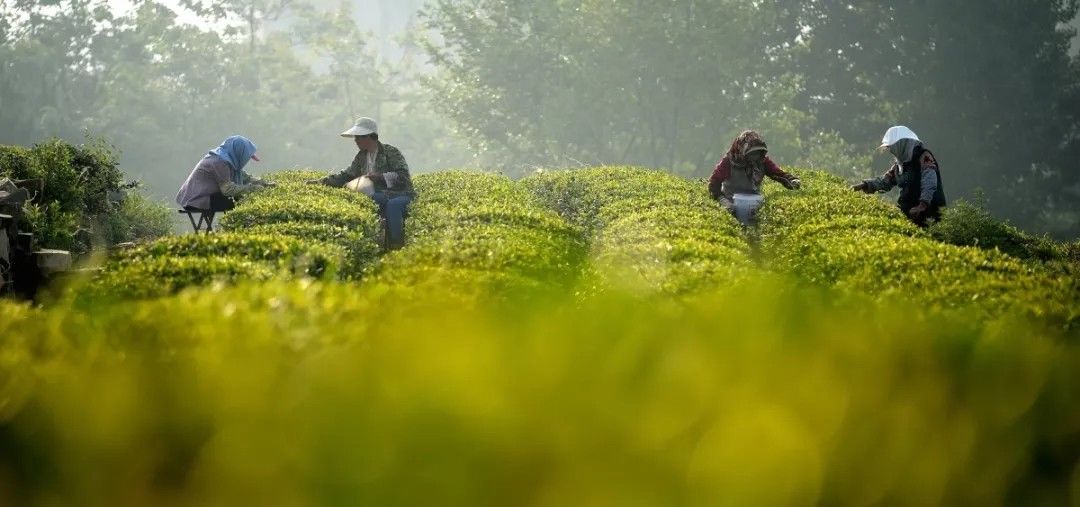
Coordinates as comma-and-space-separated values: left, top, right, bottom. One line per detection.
104, 0, 421, 41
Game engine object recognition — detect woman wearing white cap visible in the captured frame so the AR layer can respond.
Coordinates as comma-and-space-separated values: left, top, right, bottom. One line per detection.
176, 135, 272, 212
852, 126, 947, 225
310, 117, 416, 250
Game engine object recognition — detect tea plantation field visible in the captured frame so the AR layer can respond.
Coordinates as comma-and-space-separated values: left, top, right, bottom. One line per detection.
2, 167, 1078, 505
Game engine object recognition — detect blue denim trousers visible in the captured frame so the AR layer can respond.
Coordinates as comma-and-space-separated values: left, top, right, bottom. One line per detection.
370, 192, 412, 247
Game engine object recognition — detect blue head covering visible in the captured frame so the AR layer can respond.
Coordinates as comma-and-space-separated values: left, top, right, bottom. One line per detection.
208, 135, 258, 184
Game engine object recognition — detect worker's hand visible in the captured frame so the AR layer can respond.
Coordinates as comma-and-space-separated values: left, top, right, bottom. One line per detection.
367, 172, 386, 185
788, 178, 802, 190
717, 197, 735, 213
851, 182, 869, 192
908, 202, 929, 219
305, 179, 323, 185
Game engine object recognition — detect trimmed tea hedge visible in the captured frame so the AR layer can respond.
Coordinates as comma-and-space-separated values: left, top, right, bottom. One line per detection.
245, 222, 375, 278
523, 166, 751, 295
78, 256, 281, 301
930, 198, 1072, 265
220, 177, 380, 232
759, 170, 1079, 328
372, 171, 587, 298
2, 277, 1077, 504
111, 233, 346, 277
76, 233, 345, 301
219, 169, 382, 278
3, 167, 1080, 505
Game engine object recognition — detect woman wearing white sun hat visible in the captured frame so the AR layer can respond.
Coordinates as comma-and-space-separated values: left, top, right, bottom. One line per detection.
852, 126, 947, 226
309, 117, 416, 250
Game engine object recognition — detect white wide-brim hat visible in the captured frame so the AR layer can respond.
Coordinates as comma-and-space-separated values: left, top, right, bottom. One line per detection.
341, 117, 378, 137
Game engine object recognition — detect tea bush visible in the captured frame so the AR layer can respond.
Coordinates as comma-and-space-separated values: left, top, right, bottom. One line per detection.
372, 171, 587, 298
111, 233, 345, 276
523, 166, 751, 295
245, 222, 376, 278
220, 170, 382, 276
0, 279, 1076, 505
220, 181, 380, 232
930, 198, 1068, 263
74, 233, 345, 301
3, 166, 1080, 505
74, 256, 281, 301
758, 170, 1079, 328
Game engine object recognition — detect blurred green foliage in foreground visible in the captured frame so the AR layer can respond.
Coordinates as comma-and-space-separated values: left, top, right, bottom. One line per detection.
0, 282, 1077, 505
1, 167, 1078, 505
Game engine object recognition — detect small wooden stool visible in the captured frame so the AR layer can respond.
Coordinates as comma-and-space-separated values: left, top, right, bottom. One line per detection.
179, 207, 217, 233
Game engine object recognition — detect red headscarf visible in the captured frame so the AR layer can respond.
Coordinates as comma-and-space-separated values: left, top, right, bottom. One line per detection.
727, 130, 768, 167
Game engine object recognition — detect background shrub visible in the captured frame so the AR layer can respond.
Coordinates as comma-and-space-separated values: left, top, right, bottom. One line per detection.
0, 145, 39, 181
0, 138, 165, 253
97, 192, 173, 246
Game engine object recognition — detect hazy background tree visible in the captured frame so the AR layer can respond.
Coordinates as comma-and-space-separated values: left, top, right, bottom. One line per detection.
421, 0, 817, 173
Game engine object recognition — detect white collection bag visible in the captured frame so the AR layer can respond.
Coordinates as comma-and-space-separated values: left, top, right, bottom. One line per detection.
345, 176, 376, 197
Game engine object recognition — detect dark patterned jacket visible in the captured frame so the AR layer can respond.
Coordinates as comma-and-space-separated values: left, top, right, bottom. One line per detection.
319, 142, 415, 197
862, 145, 946, 222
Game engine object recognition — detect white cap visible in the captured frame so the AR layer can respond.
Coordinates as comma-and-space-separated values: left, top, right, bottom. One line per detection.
880, 126, 920, 148
341, 117, 378, 137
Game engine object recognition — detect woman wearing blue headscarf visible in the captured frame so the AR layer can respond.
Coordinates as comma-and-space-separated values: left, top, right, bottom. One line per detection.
176, 135, 274, 212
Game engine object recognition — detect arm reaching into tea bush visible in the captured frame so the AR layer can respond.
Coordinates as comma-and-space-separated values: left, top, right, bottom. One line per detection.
220, 171, 271, 197
853, 126, 946, 225
708, 130, 801, 205
177, 136, 266, 211
855, 165, 899, 193
313, 119, 415, 195
760, 157, 802, 190
317, 144, 413, 192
